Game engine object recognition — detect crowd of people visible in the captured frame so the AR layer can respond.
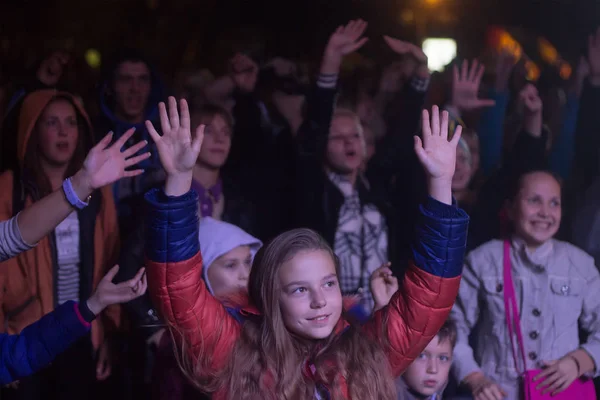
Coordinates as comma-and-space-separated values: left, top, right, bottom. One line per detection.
1, 16, 600, 400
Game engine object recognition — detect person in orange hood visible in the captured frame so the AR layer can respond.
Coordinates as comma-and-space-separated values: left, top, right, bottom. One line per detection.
0, 89, 122, 400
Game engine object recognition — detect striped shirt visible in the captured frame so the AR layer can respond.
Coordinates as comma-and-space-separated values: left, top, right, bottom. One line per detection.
54, 212, 80, 305
0, 215, 34, 262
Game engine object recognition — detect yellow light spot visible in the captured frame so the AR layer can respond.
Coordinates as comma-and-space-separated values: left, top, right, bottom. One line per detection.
85, 49, 101, 69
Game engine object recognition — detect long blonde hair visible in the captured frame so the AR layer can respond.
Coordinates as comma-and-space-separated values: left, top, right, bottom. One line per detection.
180, 228, 397, 399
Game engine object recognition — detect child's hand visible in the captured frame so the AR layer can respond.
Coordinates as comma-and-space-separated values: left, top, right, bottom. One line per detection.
465, 371, 507, 400
369, 263, 398, 312
86, 266, 147, 316
534, 357, 580, 395
414, 106, 462, 205
146, 97, 205, 196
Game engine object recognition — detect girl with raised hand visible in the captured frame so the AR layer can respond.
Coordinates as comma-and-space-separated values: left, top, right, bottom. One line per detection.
144, 97, 469, 399
0, 122, 149, 261
0, 89, 147, 399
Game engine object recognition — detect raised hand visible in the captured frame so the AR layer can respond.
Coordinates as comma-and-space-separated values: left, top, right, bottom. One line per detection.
74, 128, 150, 198
451, 60, 495, 111
146, 97, 204, 196
573, 56, 590, 97
321, 20, 368, 75
588, 27, 600, 85
519, 83, 543, 115
415, 106, 462, 205
370, 263, 398, 312
230, 53, 259, 93
86, 265, 147, 316
383, 35, 427, 64
518, 83, 543, 137
326, 19, 368, 58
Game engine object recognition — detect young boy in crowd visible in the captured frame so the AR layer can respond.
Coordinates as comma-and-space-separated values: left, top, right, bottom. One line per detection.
396, 319, 456, 400
370, 265, 456, 400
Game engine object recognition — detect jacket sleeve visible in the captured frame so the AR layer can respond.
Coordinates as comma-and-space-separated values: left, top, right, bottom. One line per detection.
144, 188, 241, 375
576, 251, 600, 377
450, 251, 485, 382
362, 197, 469, 377
477, 90, 510, 176
296, 77, 337, 160
0, 216, 34, 262
0, 301, 90, 385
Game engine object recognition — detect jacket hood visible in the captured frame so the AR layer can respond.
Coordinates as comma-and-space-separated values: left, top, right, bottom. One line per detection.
198, 217, 262, 295
17, 89, 93, 167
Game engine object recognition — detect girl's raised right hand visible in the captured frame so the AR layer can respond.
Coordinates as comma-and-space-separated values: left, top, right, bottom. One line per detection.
146, 96, 204, 196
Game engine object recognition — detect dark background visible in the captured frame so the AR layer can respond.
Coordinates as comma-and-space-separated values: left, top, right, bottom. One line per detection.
0, 0, 597, 83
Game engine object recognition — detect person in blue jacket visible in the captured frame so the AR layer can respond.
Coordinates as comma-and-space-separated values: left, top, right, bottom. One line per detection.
0, 264, 147, 385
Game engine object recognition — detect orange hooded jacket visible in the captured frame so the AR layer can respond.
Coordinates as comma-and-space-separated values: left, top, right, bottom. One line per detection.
0, 89, 120, 350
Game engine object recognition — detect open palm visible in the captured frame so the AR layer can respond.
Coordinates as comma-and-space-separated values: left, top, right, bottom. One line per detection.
82, 128, 150, 190
452, 60, 495, 111
146, 97, 204, 176
414, 106, 462, 181
326, 19, 368, 57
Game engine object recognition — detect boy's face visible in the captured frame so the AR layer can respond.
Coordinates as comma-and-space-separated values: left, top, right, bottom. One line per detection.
402, 336, 453, 396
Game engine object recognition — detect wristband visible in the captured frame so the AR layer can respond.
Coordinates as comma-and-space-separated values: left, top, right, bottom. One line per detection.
78, 300, 97, 323
62, 177, 91, 210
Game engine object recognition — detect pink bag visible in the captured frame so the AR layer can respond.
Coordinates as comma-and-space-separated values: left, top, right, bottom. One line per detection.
503, 240, 596, 400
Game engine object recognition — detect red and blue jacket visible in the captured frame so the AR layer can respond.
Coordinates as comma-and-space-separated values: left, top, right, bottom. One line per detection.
0, 300, 93, 385
144, 189, 469, 399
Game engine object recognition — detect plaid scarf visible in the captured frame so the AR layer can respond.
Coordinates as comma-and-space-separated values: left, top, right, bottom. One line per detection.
327, 171, 388, 312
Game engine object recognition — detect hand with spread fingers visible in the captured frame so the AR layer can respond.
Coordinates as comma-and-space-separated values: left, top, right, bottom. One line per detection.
321, 19, 369, 75
146, 97, 205, 197
415, 106, 462, 205
451, 60, 496, 112
78, 127, 150, 194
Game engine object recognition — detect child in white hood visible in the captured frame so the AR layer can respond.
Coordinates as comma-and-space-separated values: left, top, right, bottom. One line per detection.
153, 217, 262, 400
198, 217, 262, 298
